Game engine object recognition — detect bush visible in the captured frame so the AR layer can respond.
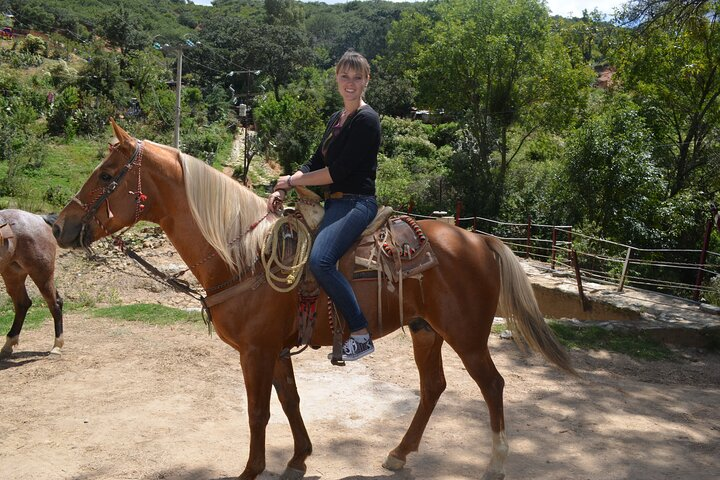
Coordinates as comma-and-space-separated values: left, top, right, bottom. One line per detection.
182, 123, 230, 165
254, 93, 325, 173
75, 96, 116, 137
47, 86, 81, 138
43, 185, 73, 207
48, 60, 78, 89
19, 34, 47, 56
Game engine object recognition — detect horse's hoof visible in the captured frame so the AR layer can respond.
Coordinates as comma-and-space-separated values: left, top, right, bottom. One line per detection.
382, 454, 406, 471
280, 467, 305, 480
1, 336, 19, 358
49, 346, 62, 356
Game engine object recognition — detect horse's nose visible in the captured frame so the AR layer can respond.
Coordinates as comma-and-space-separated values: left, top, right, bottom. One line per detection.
52, 223, 61, 241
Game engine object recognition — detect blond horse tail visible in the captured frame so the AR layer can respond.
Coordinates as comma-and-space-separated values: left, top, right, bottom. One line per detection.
485, 235, 576, 375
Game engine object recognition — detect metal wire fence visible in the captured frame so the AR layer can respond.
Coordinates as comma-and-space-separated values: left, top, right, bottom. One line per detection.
399, 211, 720, 305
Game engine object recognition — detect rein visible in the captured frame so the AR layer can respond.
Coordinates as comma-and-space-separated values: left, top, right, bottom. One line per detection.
71, 140, 147, 250
111, 213, 274, 333
70, 137, 303, 341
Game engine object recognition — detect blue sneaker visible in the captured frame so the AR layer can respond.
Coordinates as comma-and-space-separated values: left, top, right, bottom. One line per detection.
341, 336, 374, 361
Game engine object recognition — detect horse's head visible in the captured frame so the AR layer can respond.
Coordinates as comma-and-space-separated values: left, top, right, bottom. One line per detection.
294, 186, 324, 230
53, 119, 150, 249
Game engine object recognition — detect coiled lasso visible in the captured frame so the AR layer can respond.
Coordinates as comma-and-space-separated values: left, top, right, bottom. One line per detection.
261, 215, 312, 292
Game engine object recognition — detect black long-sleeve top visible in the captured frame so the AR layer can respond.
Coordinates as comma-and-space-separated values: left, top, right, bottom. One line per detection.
299, 105, 380, 196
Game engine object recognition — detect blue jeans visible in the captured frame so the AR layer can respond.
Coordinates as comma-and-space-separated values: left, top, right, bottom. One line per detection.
309, 195, 378, 333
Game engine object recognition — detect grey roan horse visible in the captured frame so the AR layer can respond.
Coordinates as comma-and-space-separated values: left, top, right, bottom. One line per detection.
0, 209, 64, 358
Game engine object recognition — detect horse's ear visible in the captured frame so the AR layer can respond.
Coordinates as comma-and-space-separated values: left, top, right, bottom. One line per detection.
295, 185, 322, 202
109, 118, 132, 145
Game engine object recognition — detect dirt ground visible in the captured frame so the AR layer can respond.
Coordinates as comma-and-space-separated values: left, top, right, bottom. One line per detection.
1, 233, 719, 480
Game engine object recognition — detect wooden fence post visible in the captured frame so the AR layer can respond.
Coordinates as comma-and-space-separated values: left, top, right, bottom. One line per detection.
455, 200, 462, 226
694, 218, 712, 301
551, 227, 557, 269
571, 249, 591, 311
618, 246, 632, 292
526, 215, 532, 259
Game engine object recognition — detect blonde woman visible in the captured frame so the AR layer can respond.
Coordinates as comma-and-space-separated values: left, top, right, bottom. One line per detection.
269, 50, 380, 361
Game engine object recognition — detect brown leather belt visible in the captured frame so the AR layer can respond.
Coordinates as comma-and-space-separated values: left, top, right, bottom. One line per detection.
324, 192, 374, 200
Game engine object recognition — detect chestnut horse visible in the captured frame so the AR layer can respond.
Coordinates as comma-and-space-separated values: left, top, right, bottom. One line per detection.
0, 209, 64, 358
53, 121, 573, 480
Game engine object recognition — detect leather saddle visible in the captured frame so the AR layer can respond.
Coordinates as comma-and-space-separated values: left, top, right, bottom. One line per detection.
273, 187, 439, 361
290, 186, 439, 286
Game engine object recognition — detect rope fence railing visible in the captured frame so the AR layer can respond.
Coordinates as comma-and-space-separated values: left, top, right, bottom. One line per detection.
399, 211, 720, 306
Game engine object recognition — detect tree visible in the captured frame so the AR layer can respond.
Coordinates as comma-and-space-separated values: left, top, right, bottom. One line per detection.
410, 0, 592, 216
377, 117, 450, 212
264, 0, 303, 27
615, 6, 720, 197
99, 5, 149, 55
561, 93, 665, 244
76, 54, 121, 100
254, 93, 325, 173
559, 9, 615, 65
245, 24, 314, 98
195, 13, 313, 99
364, 57, 416, 117
618, 0, 712, 30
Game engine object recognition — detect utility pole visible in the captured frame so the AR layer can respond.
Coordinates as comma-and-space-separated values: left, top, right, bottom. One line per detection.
229, 69, 261, 184
173, 47, 183, 148
153, 36, 198, 149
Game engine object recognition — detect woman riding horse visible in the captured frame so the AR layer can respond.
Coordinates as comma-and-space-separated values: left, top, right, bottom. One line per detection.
52, 120, 573, 480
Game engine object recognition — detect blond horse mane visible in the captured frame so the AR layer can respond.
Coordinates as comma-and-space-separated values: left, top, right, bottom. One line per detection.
168, 146, 274, 274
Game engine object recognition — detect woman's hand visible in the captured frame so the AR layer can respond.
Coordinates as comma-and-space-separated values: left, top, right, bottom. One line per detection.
267, 189, 286, 213
275, 174, 293, 191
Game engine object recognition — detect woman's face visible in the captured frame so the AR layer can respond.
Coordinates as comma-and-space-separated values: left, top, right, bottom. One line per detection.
336, 67, 367, 104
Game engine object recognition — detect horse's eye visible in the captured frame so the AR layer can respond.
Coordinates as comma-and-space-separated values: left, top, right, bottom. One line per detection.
99, 172, 113, 182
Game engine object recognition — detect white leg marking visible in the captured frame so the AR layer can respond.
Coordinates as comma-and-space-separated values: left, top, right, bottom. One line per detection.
0, 335, 19, 358
483, 430, 508, 480
50, 335, 64, 355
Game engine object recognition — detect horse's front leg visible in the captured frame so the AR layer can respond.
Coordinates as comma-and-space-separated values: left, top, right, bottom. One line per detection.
273, 355, 312, 480
238, 347, 280, 480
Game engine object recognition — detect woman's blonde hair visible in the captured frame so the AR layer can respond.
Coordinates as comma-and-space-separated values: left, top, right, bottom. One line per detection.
335, 50, 370, 79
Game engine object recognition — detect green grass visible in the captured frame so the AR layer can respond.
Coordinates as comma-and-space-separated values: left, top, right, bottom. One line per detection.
0, 299, 53, 332
91, 303, 203, 325
491, 319, 676, 361
548, 321, 676, 361
0, 297, 94, 332
491, 323, 506, 335
0, 135, 106, 212
0, 300, 201, 333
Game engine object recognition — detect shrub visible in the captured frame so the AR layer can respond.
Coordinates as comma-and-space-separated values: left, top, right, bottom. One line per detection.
19, 34, 47, 56
47, 86, 81, 138
183, 123, 230, 165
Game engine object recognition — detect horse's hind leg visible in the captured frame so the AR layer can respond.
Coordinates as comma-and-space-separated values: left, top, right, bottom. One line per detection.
384, 318, 446, 471
272, 356, 312, 480
456, 344, 508, 480
0, 271, 31, 358
32, 272, 64, 355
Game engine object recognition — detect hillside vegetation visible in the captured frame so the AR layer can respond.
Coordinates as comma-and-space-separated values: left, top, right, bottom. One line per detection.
1, 0, 718, 260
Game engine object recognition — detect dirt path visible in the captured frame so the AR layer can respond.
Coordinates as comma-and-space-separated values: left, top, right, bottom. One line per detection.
1, 236, 719, 480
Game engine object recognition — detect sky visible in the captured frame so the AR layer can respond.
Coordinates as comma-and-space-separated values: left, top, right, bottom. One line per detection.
191, 0, 626, 18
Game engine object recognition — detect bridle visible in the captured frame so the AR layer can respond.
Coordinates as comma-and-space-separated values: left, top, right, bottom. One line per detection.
71, 139, 147, 249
